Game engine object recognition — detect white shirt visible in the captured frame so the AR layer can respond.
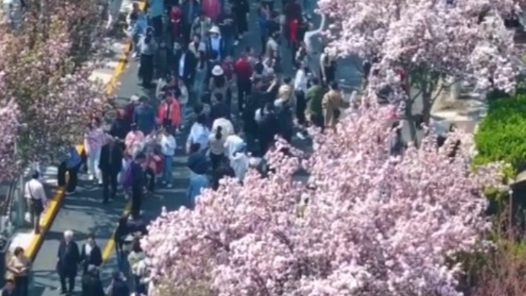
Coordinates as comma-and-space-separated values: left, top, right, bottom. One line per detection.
230, 153, 249, 181
84, 244, 93, 256
159, 134, 176, 156
294, 69, 308, 92
208, 134, 225, 155
24, 179, 47, 203
178, 53, 186, 77
187, 123, 210, 150
224, 134, 244, 158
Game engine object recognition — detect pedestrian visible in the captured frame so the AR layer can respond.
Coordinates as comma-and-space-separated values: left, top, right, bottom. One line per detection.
210, 93, 229, 123
57, 230, 80, 295
208, 125, 226, 171
174, 44, 197, 87
294, 61, 308, 126
148, 0, 164, 38
209, 65, 228, 103
138, 27, 157, 88
231, 0, 249, 39
126, 4, 147, 58
99, 136, 124, 203
128, 240, 146, 293
188, 34, 206, 59
182, 0, 200, 42
113, 215, 130, 270
319, 48, 337, 86
107, 271, 130, 296
156, 41, 170, 79
224, 127, 246, 159
133, 96, 156, 135
24, 170, 47, 234
79, 233, 103, 273
205, 26, 226, 61
218, 5, 237, 52
187, 161, 210, 207
191, 11, 213, 41
157, 92, 182, 131
130, 153, 147, 219
125, 123, 145, 156
158, 127, 176, 187
229, 143, 249, 182
81, 265, 104, 296
58, 145, 82, 195
193, 51, 208, 102
265, 31, 279, 59
7, 247, 30, 296
187, 143, 209, 175
305, 77, 324, 128
322, 81, 344, 128
1, 279, 15, 296
84, 117, 105, 184
211, 157, 235, 190
169, 3, 183, 44
257, 6, 270, 52
234, 47, 253, 113
109, 109, 131, 140
186, 114, 211, 152
125, 95, 140, 126
255, 102, 279, 155
201, 0, 221, 21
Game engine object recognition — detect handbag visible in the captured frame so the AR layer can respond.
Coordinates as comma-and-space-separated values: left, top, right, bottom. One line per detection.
28, 184, 44, 215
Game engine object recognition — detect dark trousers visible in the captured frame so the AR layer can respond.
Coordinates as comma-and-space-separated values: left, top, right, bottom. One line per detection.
151, 15, 163, 38
145, 168, 155, 193
236, 78, 251, 113
102, 170, 118, 202
139, 54, 154, 87
28, 199, 42, 233
59, 273, 75, 293
311, 114, 324, 130
58, 162, 80, 193
235, 10, 248, 34
210, 153, 224, 171
131, 187, 143, 218
14, 275, 29, 296
294, 90, 306, 125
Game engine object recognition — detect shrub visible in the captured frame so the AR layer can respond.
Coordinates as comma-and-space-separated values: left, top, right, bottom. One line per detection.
475, 91, 526, 174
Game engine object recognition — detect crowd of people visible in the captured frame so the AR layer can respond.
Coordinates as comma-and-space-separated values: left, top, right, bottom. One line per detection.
8, 0, 351, 295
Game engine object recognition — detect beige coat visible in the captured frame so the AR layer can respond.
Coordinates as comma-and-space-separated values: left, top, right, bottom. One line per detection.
322, 89, 343, 127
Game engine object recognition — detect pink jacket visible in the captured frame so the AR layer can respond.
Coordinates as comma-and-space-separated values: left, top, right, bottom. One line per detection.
125, 131, 145, 155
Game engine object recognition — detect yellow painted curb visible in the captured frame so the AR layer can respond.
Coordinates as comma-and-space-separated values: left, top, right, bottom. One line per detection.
24, 0, 148, 261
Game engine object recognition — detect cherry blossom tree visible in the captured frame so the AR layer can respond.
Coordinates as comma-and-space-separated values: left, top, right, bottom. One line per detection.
143, 106, 503, 296
0, 76, 19, 182
0, 0, 106, 165
318, 0, 520, 139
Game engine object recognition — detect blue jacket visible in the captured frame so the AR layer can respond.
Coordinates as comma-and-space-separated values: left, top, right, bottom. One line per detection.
66, 146, 82, 169
188, 172, 209, 204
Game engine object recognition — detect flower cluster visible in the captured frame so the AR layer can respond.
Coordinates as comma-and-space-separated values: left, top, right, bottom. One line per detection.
143, 106, 502, 296
0, 74, 19, 182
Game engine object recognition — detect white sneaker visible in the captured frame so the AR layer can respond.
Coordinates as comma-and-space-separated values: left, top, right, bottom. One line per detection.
98, 179, 103, 185
296, 132, 307, 140
234, 40, 239, 46
88, 174, 94, 181
167, 184, 173, 188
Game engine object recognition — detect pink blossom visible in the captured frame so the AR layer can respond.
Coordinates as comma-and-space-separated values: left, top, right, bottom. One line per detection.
143, 105, 502, 296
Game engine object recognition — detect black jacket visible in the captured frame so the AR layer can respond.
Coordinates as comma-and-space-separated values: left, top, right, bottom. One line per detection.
111, 279, 130, 296
81, 273, 104, 296
80, 244, 103, 271
110, 118, 130, 140
173, 50, 196, 81
57, 240, 80, 276
210, 101, 229, 122
99, 142, 123, 174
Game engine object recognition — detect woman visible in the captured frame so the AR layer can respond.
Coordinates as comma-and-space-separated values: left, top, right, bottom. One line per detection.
128, 240, 146, 293
138, 28, 157, 88
125, 123, 145, 156
84, 117, 105, 184
208, 126, 225, 171
8, 247, 31, 296
193, 51, 208, 101
177, 78, 190, 127
188, 34, 206, 59
209, 65, 228, 103
110, 109, 131, 141
320, 48, 337, 86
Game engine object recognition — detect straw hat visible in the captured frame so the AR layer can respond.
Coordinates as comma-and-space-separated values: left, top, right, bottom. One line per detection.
209, 26, 220, 34
211, 65, 224, 76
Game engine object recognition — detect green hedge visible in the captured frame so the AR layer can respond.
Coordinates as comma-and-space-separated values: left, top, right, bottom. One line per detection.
474, 91, 526, 174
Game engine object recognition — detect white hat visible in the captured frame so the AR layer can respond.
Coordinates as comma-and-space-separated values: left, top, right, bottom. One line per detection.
211, 65, 224, 76
130, 95, 140, 102
209, 26, 220, 34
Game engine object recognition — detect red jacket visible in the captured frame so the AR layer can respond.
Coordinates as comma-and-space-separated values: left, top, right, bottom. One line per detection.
234, 57, 252, 79
170, 7, 183, 38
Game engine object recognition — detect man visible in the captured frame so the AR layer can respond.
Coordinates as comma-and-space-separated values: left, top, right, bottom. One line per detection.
147, 0, 164, 38
57, 230, 80, 295
305, 77, 324, 128
255, 102, 278, 155
79, 233, 103, 273
57, 145, 82, 195
191, 11, 213, 41
181, 0, 200, 42
174, 44, 196, 87
234, 47, 253, 113
231, 0, 249, 39
24, 171, 47, 234
322, 81, 344, 128
99, 136, 123, 204
210, 93, 229, 122
133, 96, 156, 135
218, 5, 237, 52
81, 266, 104, 296
265, 31, 279, 59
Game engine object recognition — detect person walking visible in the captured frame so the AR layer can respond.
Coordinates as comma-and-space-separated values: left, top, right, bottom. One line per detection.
7, 247, 31, 296
138, 28, 157, 88
83, 117, 105, 184
322, 81, 344, 128
158, 127, 176, 188
79, 233, 103, 273
157, 93, 182, 132
24, 171, 47, 234
57, 230, 80, 295
234, 47, 253, 113
305, 77, 324, 128
57, 145, 82, 196
81, 266, 104, 296
130, 153, 147, 219
133, 96, 156, 136
232, 0, 249, 39
99, 136, 124, 204
294, 61, 309, 126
